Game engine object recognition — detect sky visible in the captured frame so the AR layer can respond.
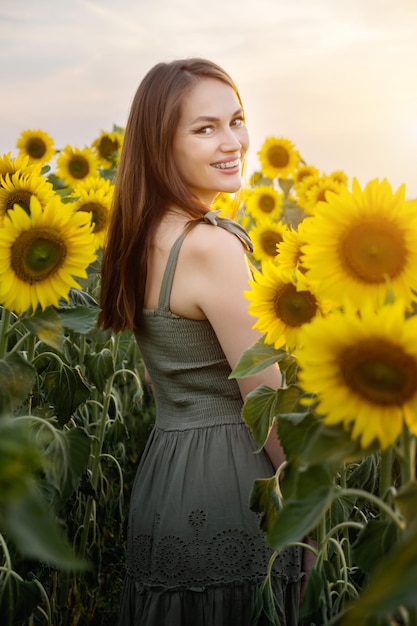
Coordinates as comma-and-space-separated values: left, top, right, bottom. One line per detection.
1, 0, 417, 197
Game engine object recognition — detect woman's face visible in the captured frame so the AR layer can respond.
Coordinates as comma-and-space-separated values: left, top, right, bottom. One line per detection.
172, 77, 249, 206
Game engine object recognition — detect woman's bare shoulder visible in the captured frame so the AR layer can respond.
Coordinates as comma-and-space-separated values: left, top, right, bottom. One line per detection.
184, 219, 247, 262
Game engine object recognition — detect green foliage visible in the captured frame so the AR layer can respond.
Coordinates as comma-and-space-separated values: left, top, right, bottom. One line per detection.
237, 337, 417, 625
0, 274, 155, 624
0, 353, 36, 415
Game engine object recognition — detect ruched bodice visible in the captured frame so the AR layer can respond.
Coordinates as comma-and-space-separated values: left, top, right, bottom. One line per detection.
135, 211, 253, 429
137, 314, 243, 429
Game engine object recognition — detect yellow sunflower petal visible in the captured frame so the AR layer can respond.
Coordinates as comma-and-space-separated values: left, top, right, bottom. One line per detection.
297, 301, 417, 449
0, 194, 96, 315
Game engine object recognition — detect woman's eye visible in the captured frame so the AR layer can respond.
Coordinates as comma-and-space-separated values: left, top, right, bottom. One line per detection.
196, 126, 214, 135
232, 117, 245, 128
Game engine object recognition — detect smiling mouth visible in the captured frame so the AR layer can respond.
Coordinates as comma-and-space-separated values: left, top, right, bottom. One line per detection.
211, 159, 240, 170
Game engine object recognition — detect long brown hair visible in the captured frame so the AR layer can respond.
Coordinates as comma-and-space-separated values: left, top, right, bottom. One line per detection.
98, 58, 243, 332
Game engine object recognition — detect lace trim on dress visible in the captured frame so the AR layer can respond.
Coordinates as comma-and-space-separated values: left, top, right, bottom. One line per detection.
126, 508, 301, 590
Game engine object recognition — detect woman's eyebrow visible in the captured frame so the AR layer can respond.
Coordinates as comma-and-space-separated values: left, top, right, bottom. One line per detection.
191, 108, 244, 124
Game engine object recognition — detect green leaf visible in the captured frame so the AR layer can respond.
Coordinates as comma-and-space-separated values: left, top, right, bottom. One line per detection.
278, 177, 294, 196
229, 336, 287, 378
266, 464, 336, 551
302, 422, 379, 468
43, 364, 91, 425
279, 354, 299, 385
267, 488, 334, 552
22, 307, 64, 350
277, 411, 320, 465
242, 385, 278, 450
84, 348, 115, 392
299, 565, 328, 621
250, 572, 286, 625
0, 353, 37, 415
328, 493, 357, 527
275, 384, 302, 415
57, 305, 99, 334
0, 418, 43, 502
342, 524, 417, 624
4, 487, 86, 569
0, 577, 42, 626
66, 288, 99, 308
346, 455, 379, 493
351, 518, 400, 575
394, 481, 417, 526
249, 476, 281, 533
43, 427, 91, 501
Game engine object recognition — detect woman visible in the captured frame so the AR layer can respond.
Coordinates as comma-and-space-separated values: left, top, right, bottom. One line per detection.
99, 58, 302, 626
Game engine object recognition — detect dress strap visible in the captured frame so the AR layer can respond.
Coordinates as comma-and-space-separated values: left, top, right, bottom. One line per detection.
157, 210, 253, 311
201, 210, 254, 254
157, 231, 189, 310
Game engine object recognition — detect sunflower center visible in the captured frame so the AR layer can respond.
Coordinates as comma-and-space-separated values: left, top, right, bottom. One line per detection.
260, 230, 283, 257
267, 146, 289, 169
273, 284, 317, 327
11, 228, 66, 282
99, 137, 119, 159
316, 188, 330, 202
339, 220, 407, 283
27, 138, 47, 160
340, 339, 417, 405
259, 194, 276, 213
5, 190, 32, 215
69, 156, 91, 180
78, 202, 105, 232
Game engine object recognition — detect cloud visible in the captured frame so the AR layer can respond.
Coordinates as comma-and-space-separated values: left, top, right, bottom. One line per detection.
1, 0, 417, 195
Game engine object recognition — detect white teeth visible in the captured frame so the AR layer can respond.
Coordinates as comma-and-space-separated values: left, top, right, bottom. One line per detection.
212, 159, 239, 169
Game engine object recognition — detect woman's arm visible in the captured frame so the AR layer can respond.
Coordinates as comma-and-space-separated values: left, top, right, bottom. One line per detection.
188, 224, 285, 470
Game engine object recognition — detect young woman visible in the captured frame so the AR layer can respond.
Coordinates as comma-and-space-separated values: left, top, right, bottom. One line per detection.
99, 58, 302, 626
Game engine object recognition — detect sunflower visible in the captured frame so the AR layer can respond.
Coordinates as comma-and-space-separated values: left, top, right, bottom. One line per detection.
72, 185, 113, 249
276, 220, 308, 273
0, 195, 96, 315
301, 178, 417, 310
248, 171, 263, 186
245, 185, 282, 221
91, 129, 124, 168
246, 264, 331, 350
0, 152, 41, 181
293, 164, 320, 187
301, 175, 345, 214
295, 171, 321, 207
329, 169, 349, 186
16, 129, 55, 165
72, 174, 114, 196
257, 137, 300, 180
56, 145, 99, 187
296, 301, 417, 449
248, 218, 289, 264
0, 171, 55, 225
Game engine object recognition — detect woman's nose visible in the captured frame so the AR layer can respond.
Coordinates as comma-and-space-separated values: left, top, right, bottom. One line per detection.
220, 127, 242, 150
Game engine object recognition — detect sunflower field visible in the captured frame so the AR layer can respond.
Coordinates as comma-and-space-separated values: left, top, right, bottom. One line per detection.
1, 128, 417, 626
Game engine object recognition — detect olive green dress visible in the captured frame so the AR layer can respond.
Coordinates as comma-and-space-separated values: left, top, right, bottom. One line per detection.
118, 212, 302, 626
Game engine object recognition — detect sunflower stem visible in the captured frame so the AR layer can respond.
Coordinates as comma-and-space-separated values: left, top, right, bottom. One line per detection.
339, 464, 352, 568
400, 423, 416, 486
408, 606, 417, 626
78, 334, 86, 372
378, 448, 393, 517
338, 488, 403, 529
78, 333, 120, 560
0, 307, 11, 359
26, 333, 36, 363
317, 512, 328, 561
